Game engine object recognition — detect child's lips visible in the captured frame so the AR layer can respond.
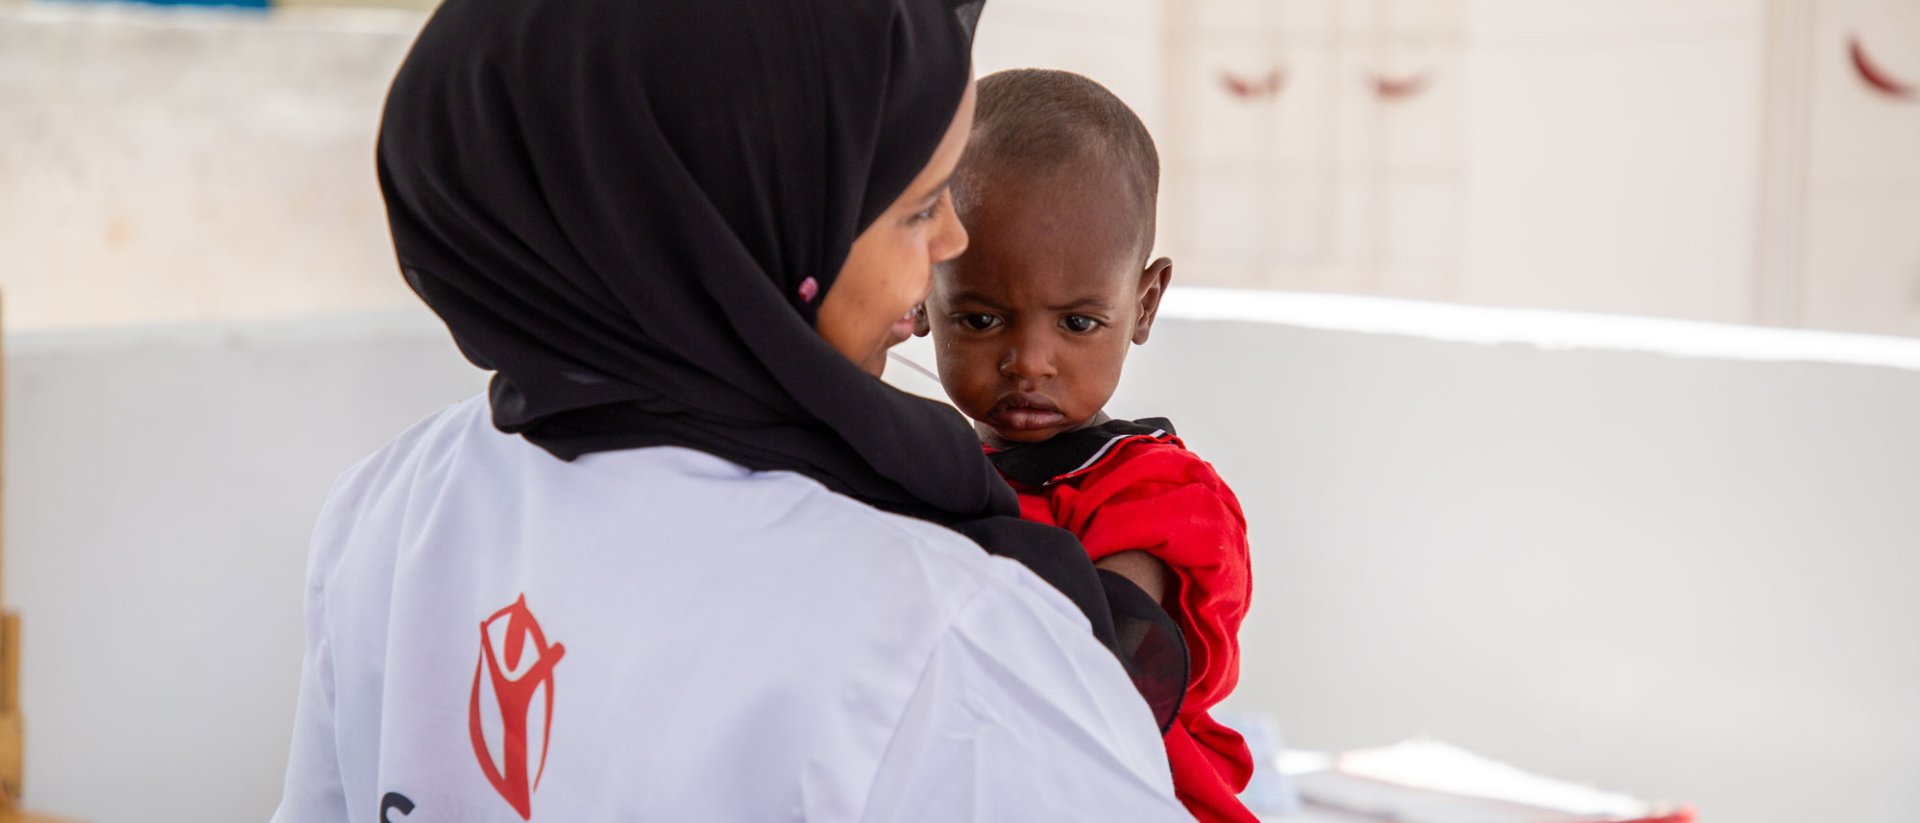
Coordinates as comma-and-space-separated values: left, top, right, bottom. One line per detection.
988, 394, 1065, 431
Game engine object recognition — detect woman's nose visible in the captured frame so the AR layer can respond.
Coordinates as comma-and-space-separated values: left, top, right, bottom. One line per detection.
932, 192, 968, 264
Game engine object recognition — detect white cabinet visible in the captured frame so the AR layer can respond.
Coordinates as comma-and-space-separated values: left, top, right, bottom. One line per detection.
1160, 0, 1467, 296
1150, 0, 1920, 339
1793, 0, 1920, 337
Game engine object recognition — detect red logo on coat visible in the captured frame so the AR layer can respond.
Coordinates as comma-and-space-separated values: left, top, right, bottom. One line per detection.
469, 594, 566, 820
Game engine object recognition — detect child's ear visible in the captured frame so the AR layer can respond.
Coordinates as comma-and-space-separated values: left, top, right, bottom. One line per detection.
912, 303, 931, 337
1132, 257, 1173, 345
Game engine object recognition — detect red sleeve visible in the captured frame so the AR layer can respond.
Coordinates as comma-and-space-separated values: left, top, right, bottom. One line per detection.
1048, 443, 1253, 714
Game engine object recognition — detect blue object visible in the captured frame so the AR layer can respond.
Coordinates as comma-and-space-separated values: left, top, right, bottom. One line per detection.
57, 0, 269, 9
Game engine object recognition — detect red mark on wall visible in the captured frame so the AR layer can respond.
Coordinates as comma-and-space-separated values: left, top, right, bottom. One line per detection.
1221, 68, 1287, 100
1849, 34, 1915, 100
1369, 71, 1431, 101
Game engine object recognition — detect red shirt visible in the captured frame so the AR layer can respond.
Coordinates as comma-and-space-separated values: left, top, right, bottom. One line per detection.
989, 420, 1258, 823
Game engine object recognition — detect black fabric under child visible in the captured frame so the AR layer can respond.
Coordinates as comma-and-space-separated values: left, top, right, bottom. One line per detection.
990, 417, 1178, 486
990, 416, 1192, 728
376, 0, 1182, 728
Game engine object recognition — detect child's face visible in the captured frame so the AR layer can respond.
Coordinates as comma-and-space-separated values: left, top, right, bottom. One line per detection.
925, 163, 1169, 445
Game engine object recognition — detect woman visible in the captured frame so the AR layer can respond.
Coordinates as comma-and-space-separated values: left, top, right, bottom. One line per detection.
270, 0, 1188, 820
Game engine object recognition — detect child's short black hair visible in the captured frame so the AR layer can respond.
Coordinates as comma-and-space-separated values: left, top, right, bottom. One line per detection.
961, 68, 1160, 256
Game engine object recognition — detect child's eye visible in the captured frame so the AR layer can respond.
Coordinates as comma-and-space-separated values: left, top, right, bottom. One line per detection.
1061, 315, 1101, 333
957, 313, 1000, 331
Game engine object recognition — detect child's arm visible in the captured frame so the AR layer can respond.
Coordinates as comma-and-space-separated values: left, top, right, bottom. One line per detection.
1069, 449, 1253, 712
1095, 550, 1172, 605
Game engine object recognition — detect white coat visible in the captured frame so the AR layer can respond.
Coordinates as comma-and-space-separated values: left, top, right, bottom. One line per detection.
272, 396, 1188, 822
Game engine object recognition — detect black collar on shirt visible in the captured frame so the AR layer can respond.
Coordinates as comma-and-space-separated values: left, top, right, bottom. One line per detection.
988, 417, 1178, 488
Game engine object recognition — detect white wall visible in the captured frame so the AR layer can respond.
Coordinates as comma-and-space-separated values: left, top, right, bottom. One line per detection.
8, 298, 1920, 823
1117, 299, 1920, 823
4, 312, 482, 823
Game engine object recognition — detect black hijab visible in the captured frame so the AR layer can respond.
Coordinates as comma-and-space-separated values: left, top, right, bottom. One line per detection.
378, 0, 1183, 728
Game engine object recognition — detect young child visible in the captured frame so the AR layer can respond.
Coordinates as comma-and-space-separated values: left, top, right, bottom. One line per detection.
917, 69, 1258, 823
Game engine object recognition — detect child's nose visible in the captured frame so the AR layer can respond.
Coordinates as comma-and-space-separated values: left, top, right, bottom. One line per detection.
999, 333, 1056, 380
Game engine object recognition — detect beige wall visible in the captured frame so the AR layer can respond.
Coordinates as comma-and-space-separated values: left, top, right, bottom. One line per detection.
1794, 0, 1920, 335
1161, 0, 1920, 336
2, 0, 1916, 336
0, 4, 423, 331
1458, 0, 1766, 323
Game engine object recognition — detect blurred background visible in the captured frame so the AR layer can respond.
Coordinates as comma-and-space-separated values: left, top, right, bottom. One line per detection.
2, 0, 1917, 822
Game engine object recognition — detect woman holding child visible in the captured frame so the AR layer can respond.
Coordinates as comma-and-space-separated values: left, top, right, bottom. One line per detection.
270, 0, 1196, 820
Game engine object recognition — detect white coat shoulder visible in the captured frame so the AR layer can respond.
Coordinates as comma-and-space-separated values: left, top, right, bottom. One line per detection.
274, 396, 1185, 822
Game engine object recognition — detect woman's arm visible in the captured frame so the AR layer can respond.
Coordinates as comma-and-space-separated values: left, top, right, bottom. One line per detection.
270, 594, 349, 823
856, 574, 1189, 822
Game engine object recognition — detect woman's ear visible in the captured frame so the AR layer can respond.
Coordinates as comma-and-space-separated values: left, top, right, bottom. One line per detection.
912, 303, 931, 337
1132, 257, 1173, 345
